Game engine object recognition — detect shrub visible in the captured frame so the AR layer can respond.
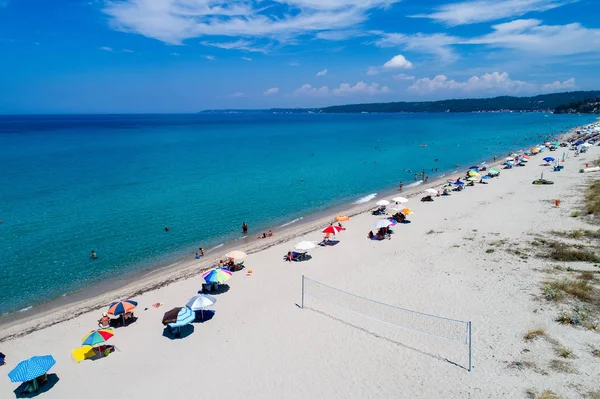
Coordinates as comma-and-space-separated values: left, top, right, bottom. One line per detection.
585, 182, 600, 217
524, 328, 546, 341
556, 346, 573, 358
537, 390, 561, 399
570, 211, 580, 217
549, 359, 576, 373
486, 248, 495, 254
548, 245, 600, 263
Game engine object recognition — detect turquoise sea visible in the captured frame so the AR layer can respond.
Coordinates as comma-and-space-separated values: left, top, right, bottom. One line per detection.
0, 113, 595, 315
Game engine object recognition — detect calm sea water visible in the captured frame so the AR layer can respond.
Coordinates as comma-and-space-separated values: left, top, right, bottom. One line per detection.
0, 113, 595, 315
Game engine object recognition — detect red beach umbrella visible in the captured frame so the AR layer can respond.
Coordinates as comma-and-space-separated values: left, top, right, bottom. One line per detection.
322, 225, 343, 235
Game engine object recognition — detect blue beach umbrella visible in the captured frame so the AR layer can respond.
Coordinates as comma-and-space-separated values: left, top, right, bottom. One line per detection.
468, 166, 479, 170
8, 355, 56, 383
454, 181, 465, 185
167, 307, 195, 328
482, 175, 492, 179
543, 157, 555, 162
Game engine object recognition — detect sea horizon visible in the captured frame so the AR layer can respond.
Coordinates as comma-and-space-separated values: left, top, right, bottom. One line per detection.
0, 112, 596, 317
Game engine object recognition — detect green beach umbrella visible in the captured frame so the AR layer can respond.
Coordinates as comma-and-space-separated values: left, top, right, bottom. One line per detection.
467, 177, 478, 181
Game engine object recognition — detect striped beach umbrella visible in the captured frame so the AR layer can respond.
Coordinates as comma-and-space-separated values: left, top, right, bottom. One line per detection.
82, 329, 114, 346
107, 300, 137, 316
162, 307, 195, 328
8, 355, 56, 383
202, 268, 232, 284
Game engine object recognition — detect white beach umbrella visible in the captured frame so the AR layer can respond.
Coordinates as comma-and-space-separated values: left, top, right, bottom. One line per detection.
391, 196, 409, 203
373, 219, 393, 229
295, 241, 316, 251
186, 294, 217, 321
186, 294, 217, 311
424, 188, 438, 195
388, 207, 404, 214
375, 199, 390, 206
225, 250, 247, 260
506, 157, 515, 161
582, 142, 592, 147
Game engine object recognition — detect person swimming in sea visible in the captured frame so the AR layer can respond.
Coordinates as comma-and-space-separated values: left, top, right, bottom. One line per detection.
165, 226, 170, 232
91, 250, 98, 260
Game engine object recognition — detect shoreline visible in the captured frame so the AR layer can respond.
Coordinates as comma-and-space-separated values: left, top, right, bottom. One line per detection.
0, 122, 591, 341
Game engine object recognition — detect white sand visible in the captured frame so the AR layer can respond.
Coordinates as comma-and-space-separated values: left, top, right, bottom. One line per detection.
1, 145, 599, 398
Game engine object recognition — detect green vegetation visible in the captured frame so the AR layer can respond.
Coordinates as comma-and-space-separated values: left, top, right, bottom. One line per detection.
549, 359, 576, 373
548, 245, 599, 263
570, 211, 580, 218
555, 346, 573, 358
485, 248, 495, 254
544, 279, 593, 301
554, 97, 600, 114
585, 182, 600, 217
318, 91, 600, 113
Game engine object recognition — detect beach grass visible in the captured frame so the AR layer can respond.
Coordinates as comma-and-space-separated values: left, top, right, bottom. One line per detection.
524, 328, 546, 341
549, 359, 576, 374
585, 182, 600, 217
537, 389, 561, 399
555, 346, 574, 358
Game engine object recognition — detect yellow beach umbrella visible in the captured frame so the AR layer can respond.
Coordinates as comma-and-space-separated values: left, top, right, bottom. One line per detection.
401, 208, 413, 216
468, 171, 480, 177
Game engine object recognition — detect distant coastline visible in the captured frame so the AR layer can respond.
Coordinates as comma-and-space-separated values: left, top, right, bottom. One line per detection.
199, 90, 600, 115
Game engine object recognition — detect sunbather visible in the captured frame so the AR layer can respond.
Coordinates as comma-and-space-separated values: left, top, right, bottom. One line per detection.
367, 231, 374, 240
98, 312, 111, 328
285, 251, 293, 262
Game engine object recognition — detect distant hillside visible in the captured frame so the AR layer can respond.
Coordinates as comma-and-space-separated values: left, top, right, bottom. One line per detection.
554, 98, 600, 114
318, 91, 600, 113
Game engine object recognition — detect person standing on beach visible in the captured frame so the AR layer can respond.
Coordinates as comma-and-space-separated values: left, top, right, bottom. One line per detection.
242, 222, 248, 234
399, 182, 403, 191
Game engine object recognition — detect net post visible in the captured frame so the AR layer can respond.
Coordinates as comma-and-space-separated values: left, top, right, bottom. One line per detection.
468, 321, 472, 372
301, 275, 305, 309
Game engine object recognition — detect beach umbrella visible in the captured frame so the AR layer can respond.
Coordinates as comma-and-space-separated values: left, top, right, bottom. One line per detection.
375, 199, 390, 206
202, 268, 232, 284
468, 170, 480, 177
162, 307, 195, 328
391, 196, 408, 203
482, 175, 492, 180
582, 142, 592, 147
8, 355, 56, 383
388, 207, 404, 214
489, 168, 499, 174
543, 157, 555, 162
107, 300, 137, 316
322, 225, 343, 235
295, 241, 316, 251
506, 157, 514, 161
401, 208, 413, 216
373, 219, 393, 229
453, 181, 465, 185
225, 250, 247, 260
82, 329, 114, 347
424, 188, 438, 195
468, 165, 479, 170
467, 177, 478, 181
334, 215, 349, 221
522, 155, 530, 159
186, 294, 216, 311
446, 179, 455, 183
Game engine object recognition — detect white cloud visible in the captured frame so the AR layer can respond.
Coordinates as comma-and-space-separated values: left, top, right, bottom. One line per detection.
122, 48, 134, 53
466, 19, 600, 56
332, 81, 390, 96
316, 68, 328, 77
412, 0, 576, 26
289, 61, 300, 67
366, 66, 380, 75
170, 52, 180, 56
393, 74, 415, 80
383, 54, 413, 69
200, 39, 269, 53
230, 92, 245, 98
103, 0, 401, 45
294, 84, 330, 96
375, 33, 459, 63
409, 71, 576, 94
375, 19, 600, 64
205, 55, 215, 60
263, 87, 280, 96
315, 29, 365, 41
99, 46, 113, 51
541, 77, 576, 91
241, 56, 252, 61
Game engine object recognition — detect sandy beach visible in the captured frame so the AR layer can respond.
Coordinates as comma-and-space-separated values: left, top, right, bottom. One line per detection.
2, 131, 600, 398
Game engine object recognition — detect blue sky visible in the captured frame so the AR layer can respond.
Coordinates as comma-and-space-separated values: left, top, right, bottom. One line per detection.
1, 0, 599, 113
